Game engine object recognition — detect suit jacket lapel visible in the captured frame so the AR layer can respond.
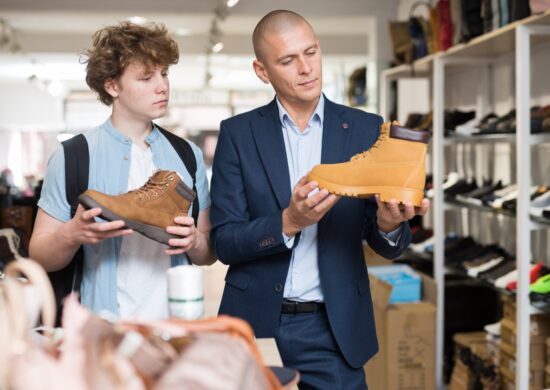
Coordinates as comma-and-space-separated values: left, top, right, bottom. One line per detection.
251, 99, 292, 208
321, 97, 352, 164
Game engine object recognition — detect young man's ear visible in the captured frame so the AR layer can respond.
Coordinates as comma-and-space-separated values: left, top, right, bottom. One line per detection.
252, 59, 270, 85
104, 78, 119, 98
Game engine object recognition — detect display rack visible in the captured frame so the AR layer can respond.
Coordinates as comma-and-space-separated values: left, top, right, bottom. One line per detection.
380, 10, 550, 389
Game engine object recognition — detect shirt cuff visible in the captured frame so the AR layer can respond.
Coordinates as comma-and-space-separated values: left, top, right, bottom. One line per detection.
378, 224, 403, 247
282, 232, 295, 248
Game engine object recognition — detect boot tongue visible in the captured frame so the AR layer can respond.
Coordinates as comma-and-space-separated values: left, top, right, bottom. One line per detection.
150, 170, 176, 184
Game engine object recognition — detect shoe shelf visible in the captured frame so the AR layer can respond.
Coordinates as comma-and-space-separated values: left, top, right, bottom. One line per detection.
443, 198, 550, 229
443, 132, 550, 145
380, 10, 550, 82
401, 247, 550, 314
380, 9, 550, 389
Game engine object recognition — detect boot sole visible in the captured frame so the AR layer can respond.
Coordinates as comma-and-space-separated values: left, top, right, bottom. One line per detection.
78, 194, 178, 246
308, 175, 423, 207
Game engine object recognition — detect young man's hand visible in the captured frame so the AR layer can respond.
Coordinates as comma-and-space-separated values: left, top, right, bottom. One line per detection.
69, 205, 133, 245
165, 215, 198, 255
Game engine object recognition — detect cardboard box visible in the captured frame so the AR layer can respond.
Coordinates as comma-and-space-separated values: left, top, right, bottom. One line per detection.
448, 360, 472, 390
449, 334, 489, 390
500, 364, 545, 390
501, 339, 546, 366
364, 271, 436, 390
500, 314, 550, 346
501, 294, 516, 321
368, 264, 421, 303
500, 341, 546, 372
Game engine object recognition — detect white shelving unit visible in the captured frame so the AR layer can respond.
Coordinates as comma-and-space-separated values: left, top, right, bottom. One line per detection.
380, 10, 550, 389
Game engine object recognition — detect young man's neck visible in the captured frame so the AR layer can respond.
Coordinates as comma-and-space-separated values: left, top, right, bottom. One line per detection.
111, 111, 153, 149
278, 96, 320, 132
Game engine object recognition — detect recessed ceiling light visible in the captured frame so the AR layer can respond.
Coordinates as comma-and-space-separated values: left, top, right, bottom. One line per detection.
211, 42, 224, 53
226, 0, 240, 7
128, 16, 147, 25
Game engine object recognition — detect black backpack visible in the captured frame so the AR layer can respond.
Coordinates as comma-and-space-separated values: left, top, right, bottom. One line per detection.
47, 125, 199, 325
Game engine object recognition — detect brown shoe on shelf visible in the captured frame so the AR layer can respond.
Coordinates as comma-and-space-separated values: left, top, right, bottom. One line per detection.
78, 170, 196, 245
307, 121, 431, 207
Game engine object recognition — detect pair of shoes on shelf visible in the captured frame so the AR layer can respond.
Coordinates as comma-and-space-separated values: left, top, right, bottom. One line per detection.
455, 180, 504, 206
529, 189, 550, 218
501, 185, 548, 212
502, 262, 550, 292
445, 110, 476, 132
444, 179, 478, 200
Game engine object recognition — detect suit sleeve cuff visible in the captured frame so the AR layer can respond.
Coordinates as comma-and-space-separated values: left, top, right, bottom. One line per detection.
378, 224, 403, 247
282, 232, 296, 248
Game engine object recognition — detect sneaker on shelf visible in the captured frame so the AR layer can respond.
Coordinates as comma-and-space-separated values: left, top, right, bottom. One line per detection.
494, 268, 517, 289
529, 189, 550, 217
505, 262, 549, 292
529, 274, 550, 301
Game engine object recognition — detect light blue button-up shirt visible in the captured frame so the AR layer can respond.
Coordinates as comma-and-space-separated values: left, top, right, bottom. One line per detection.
38, 118, 210, 316
277, 96, 401, 303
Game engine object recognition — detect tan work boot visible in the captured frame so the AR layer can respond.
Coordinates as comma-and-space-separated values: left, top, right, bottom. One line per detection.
307, 121, 430, 206
78, 170, 196, 245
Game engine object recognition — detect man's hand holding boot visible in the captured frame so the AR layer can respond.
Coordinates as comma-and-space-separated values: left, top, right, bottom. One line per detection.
375, 195, 430, 233
282, 176, 340, 237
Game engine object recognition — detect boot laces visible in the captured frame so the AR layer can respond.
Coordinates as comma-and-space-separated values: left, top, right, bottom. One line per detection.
350, 124, 389, 161
129, 173, 172, 200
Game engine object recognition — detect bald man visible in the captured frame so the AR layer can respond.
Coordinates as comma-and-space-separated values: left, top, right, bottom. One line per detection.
210, 10, 423, 389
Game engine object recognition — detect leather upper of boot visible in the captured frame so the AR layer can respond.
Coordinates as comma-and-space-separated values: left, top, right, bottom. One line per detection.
309, 122, 430, 190
84, 170, 194, 229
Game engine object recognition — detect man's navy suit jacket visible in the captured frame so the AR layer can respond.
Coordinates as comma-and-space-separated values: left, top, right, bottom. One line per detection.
210, 96, 411, 368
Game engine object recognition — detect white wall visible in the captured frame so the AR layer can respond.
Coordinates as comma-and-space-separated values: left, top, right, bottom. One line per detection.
0, 82, 65, 132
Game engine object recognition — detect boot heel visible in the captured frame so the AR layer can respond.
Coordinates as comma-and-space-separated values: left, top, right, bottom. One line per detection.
378, 188, 423, 207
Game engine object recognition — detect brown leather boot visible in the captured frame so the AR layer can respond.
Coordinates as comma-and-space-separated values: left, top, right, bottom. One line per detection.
78, 170, 196, 245
307, 121, 431, 206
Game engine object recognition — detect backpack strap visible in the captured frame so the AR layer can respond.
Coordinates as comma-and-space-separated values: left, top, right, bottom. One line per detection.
47, 134, 88, 326
156, 126, 199, 226
63, 134, 90, 218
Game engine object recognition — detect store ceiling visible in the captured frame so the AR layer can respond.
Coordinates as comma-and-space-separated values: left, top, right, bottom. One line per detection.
0, 0, 398, 91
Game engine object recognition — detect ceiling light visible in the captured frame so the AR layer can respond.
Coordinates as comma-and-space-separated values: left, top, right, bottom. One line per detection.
226, 0, 240, 7
128, 16, 147, 25
211, 42, 224, 53
175, 28, 191, 36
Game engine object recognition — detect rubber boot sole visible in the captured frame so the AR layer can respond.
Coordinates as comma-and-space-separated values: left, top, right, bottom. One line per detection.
78, 194, 177, 245
308, 174, 424, 207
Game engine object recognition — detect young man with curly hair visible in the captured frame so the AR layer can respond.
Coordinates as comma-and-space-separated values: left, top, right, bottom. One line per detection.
30, 22, 215, 320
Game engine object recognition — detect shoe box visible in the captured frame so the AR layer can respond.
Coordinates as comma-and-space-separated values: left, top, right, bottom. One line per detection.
448, 332, 492, 390
498, 311, 550, 389
364, 268, 436, 390
500, 364, 545, 390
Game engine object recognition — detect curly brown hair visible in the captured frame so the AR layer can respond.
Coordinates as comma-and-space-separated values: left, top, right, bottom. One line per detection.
82, 21, 179, 105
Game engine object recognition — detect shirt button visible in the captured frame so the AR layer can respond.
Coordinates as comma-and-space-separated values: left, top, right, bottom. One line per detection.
123, 155, 129, 160
274, 283, 283, 293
